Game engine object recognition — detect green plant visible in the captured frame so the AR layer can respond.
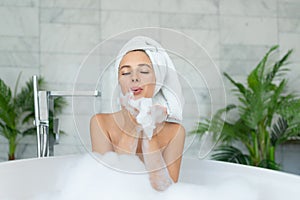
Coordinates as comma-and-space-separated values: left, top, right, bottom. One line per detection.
192, 45, 300, 170
0, 74, 66, 160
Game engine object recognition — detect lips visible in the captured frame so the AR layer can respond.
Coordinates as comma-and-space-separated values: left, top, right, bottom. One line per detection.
131, 87, 143, 95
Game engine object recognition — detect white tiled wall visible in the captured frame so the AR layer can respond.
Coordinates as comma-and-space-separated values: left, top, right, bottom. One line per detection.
0, 0, 299, 174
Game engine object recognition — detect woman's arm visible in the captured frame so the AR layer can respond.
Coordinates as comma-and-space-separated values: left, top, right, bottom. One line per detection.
90, 114, 113, 154
163, 124, 185, 182
142, 124, 185, 190
115, 129, 140, 154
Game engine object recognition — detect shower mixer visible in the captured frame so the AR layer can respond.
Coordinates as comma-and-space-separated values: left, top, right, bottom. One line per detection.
32, 75, 101, 157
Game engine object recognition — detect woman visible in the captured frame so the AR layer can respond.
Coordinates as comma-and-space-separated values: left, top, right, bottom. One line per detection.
90, 36, 185, 191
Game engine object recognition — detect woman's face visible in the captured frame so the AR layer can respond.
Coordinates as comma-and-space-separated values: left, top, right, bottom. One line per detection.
118, 50, 156, 99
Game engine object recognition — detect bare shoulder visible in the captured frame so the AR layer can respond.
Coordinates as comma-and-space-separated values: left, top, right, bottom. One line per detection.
90, 112, 117, 124
159, 122, 186, 143
90, 113, 117, 132
165, 122, 185, 135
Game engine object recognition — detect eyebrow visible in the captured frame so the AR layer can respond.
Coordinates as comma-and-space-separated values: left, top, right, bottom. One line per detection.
119, 63, 152, 71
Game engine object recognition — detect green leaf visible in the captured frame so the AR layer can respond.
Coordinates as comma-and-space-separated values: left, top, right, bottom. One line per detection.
0, 75, 67, 160
258, 159, 281, 170
247, 45, 279, 92
212, 145, 251, 165
192, 45, 300, 171
271, 117, 288, 146
266, 49, 293, 84
224, 72, 249, 97
0, 79, 16, 128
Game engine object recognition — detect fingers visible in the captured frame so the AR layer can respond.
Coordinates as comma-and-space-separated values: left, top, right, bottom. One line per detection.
150, 104, 167, 123
120, 91, 140, 117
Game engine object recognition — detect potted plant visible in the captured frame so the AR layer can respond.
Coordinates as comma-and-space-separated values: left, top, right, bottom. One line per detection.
0, 74, 66, 160
192, 45, 300, 170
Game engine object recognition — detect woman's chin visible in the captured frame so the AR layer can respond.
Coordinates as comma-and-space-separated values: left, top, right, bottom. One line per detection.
133, 95, 144, 100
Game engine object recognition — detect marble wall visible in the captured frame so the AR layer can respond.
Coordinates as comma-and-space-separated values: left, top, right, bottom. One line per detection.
0, 0, 299, 174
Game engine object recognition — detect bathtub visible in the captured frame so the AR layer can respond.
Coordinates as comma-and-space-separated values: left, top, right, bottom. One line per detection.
0, 154, 299, 199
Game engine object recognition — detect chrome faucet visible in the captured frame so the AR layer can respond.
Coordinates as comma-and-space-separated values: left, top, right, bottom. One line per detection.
32, 75, 101, 157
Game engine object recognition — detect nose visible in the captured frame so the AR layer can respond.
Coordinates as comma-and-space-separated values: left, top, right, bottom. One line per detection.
131, 72, 140, 82
131, 78, 140, 82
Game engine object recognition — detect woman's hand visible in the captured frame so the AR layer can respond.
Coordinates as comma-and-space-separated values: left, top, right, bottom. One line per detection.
151, 104, 167, 124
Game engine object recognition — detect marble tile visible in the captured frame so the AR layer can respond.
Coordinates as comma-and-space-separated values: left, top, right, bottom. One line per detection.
279, 18, 300, 33
95, 38, 129, 56
54, 144, 85, 156
278, 1, 300, 18
160, 13, 219, 30
41, 53, 85, 72
54, 116, 79, 144
279, 33, 300, 62
0, 36, 39, 52
40, 23, 99, 53
72, 114, 93, 145
220, 0, 277, 17
160, 32, 220, 66
206, 87, 227, 107
100, 28, 163, 45
278, 0, 300, 2
0, 52, 39, 67
40, 53, 101, 86
284, 62, 300, 91
220, 45, 271, 61
0, 0, 38, 7
219, 59, 260, 76
183, 86, 210, 104
40, 8, 100, 24
182, 29, 220, 59
40, 0, 98, 9
0, 7, 38, 36
160, 0, 218, 14
0, 143, 8, 161
0, 66, 39, 92
15, 143, 37, 159
184, 102, 207, 118
220, 16, 277, 45
58, 117, 78, 136
101, 0, 160, 12
173, 60, 213, 89
72, 98, 100, 116
100, 11, 160, 39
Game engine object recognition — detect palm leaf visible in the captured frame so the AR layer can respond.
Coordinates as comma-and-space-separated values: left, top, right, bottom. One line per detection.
0, 79, 16, 128
258, 159, 281, 170
191, 104, 236, 139
247, 45, 279, 92
266, 49, 293, 83
212, 145, 251, 165
271, 117, 288, 146
224, 72, 250, 100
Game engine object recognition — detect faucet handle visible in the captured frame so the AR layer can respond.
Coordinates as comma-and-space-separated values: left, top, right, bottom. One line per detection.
38, 91, 49, 124
53, 118, 60, 144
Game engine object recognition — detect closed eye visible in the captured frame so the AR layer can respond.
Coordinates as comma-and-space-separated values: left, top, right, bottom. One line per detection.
121, 72, 131, 75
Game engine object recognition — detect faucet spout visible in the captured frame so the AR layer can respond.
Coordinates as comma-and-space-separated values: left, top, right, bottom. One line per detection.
32, 75, 101, 157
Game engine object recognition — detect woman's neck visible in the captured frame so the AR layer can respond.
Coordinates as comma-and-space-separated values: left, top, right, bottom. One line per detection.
119, 108, 139, 128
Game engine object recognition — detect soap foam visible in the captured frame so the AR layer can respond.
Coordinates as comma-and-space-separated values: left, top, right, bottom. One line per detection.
31, 152, 260, 200
120, 91, 167, 139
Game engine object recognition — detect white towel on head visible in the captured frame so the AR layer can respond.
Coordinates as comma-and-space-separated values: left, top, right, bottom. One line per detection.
115, 36, 184, 124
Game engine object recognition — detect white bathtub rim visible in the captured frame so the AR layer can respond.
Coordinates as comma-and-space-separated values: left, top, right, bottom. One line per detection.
0, 153, 299, 181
